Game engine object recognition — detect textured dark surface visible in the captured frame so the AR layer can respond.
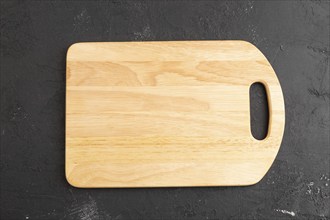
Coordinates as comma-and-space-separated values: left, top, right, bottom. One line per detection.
1, 1, 329, 219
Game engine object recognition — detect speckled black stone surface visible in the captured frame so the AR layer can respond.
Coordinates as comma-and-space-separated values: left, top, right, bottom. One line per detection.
1, 1, 329, 219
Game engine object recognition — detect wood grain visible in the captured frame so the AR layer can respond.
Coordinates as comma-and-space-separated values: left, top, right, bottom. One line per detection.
65, 41, 285, 187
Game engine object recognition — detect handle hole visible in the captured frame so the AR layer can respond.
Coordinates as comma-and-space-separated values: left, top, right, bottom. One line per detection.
249, 82, 269, 140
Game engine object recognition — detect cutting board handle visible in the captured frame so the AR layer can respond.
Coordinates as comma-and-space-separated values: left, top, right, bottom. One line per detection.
256, 78, 285, 143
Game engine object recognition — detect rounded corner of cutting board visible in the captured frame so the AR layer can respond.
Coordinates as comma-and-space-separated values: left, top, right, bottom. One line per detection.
67, 42, 83, 53
65, 164, 84, 188
66, 42, 89, 61
241, 176, 265, 187
65, 170, 78, 188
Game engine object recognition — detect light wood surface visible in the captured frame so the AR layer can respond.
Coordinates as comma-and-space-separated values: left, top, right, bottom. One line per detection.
65, 41, 285, 187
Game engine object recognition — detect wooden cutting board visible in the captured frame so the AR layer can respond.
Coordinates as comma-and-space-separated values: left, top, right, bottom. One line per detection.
66, 41, 285, 188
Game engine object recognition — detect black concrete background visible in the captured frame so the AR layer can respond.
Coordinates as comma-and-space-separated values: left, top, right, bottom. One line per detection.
1, 1, 329, 219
